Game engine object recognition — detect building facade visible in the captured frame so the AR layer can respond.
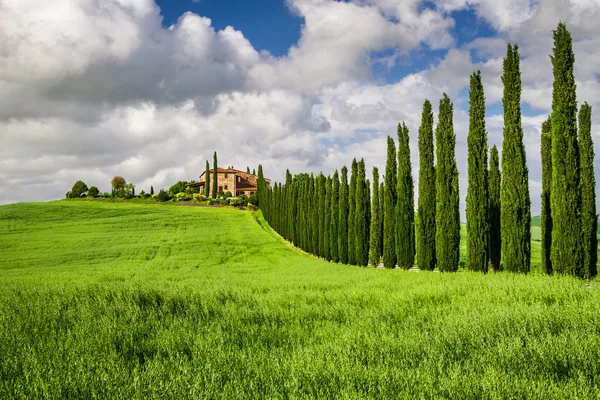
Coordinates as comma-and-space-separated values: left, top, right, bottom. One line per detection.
187, 166, 270, 197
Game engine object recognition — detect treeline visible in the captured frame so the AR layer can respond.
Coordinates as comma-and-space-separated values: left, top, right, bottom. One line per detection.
257, 23, 597, 278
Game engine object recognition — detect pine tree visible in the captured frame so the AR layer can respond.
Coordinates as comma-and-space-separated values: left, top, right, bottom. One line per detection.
501, 44, 530, 274
339, 167, 349, 264
466, 71, 489, 273
551, 24, 582, 277
369, 167, 382, 267
579, 102, 597, 279
383, 137, 398, 268
348, 159, 358, 265
212, 151, 218, 199
396, 122, 415, 269
417, 100, 436, 271
489, 145, 501, 272
435, 94, 460, 272
205, 160, 211, 197
541, 118, 553, 275
355, 159, 369, 266
324, 176, 332, 261
331, 171, 340, 263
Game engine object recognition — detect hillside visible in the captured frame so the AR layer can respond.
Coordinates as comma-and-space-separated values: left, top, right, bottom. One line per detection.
1, 201, 599, 398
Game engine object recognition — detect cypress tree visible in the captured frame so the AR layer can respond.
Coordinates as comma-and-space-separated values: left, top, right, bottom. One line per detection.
257, 165, 265, 208
417, 100, 436, 271
247, 167, 250, 174
355, 159, 369, 266
348, 159, 358, 265
396, 122, 415, 269
311, 174, 319, 255
339, 167, 349, 264
383, 137, 398, 268
435, 94, 460, 272
380, 181, 385, 256
501, 43, 531, 274
489, 145, 501, 272
253, 169, 256, 175
205, 160, 211, 197
579, 103, 597, 279
466, 71, 489, 272
551, 24, 582, 277
331, 171, 340, 263
541, 118, 553, 275
324, 176, 332, 261
150, 186, 154, 195
212, 152, 218, 199
369, 167, 382, 267
318, 173, 326, 258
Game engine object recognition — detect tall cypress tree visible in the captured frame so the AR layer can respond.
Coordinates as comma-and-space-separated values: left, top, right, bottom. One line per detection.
489, 145, 501, 272
331, 171, 340, 263
317, 173, 326, 258
435, 94, 460, 272
355, 159, 369, 266
205, 160, 211, 197
396, 122, 415, 269
383, 137, 398, 268
541, 118, 553, 275
311, 174, 319, 255
348, 159, 358, 265
369, 167, 382, 267
324, 176, 332, 261
551, 24, 582, 277
501, 43, 531, 274
212, 151, 218, 199
339, 166, 349, 264
380, 181, 385, 257
257, 165, 265, 207
417, 100, 436, 271
579, 102, 597, 279
466, 71, 489, 273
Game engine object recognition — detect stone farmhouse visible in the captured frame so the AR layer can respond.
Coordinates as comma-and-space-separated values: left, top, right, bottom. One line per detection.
187, 166, 271, 197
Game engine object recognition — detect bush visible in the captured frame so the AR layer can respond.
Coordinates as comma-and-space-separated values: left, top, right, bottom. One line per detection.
193, 194, 206, 202
248, 193, 258, 205
231, 195, 249, 207
66, 191, 71, 199
70, 180, 88, 198
157, 190, 171, 202
224, 191, 232, 198
88, 186, 99, 198
101, 192, 111, 198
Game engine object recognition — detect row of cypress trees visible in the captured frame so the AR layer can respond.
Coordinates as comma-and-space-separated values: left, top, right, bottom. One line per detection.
257, 23, 596, 277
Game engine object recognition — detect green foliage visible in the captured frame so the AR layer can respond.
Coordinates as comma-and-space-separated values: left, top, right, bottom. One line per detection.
338, 167, 349, 264
550, 24, 582, 277
150, 186, 154, 195
466, 71, 489, 273
111, 176, 126, 191
1, 202, 600, 398
354, 159, 369, 266
435, 94, 460, 272
541, 118, 553, 275
369, 167, 381, 267
248, 193, 258, 206
579, 103, 597, 279
331, 171, 340, 263
417, 100, 436, 271
383, 136, 397, 269
231, 194, 249, 207
157, 189, 171, 202
501, 44, 531, 274
489, 146, 501, 272
324, 176, 332, 261
205, 160, 211, 197
348, 159, 358, 265
70, 180, 88, 198
224, 191, 232, 198
169, 181, 194, 196
212, 152, 218, 199
317, 174, 326, 258
396, 122, 415, 269
87, 186, 99, 198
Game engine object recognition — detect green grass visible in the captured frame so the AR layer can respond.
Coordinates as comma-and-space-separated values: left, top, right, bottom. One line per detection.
1, 201, 600, 398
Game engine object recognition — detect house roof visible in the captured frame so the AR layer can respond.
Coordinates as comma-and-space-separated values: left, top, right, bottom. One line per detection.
198, 168, 271, 182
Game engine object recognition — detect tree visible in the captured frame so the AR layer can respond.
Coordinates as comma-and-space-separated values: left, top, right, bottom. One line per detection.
541, 118, 553, 275
212, 152, 218, 199
466, 71, 489, 273
247, 167, 250, 174
324, 176, 332, 261
435, 94, 460, 272
331, 171, 340, 263
88, 186, 99, 198
111, 176, 126, 191
253, 168, 256, 175
257, 165, 265, 207
205, 160, 211, 197
550, 24, 582, 277
348, 159, 358, 265
150, 186, 154, 195
169, 181, 195, 196
339, 166, 349, 264
501, 43, 531, 274
489, 145, 501, 272
70, 180, 88, 198
380, 181, 384, 256
317, 173, 326, 258
383, 136, 397, 268
369, 167, 382, 267
355, 159, 369, 266
417, 100, 436, 271
157, 189, 171, 202
579, 102, 597, 279
396, 122, 415, 269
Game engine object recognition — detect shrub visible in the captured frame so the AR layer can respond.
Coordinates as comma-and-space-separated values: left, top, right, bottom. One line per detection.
101, 192, 111, 198
65, 191, 71, 199
157, 190, 171, 202
224, 191, 232, 198
193, 194, 206, 202
70, 180, 88, 198
248, 193, 258, 205
231, 195, 249, 207
88, 186, 99, 198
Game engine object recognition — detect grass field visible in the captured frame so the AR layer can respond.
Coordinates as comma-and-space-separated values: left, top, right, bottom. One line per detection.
1, 201, 600, 398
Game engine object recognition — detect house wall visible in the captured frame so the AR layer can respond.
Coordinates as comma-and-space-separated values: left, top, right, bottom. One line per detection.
199, 172, 237, 193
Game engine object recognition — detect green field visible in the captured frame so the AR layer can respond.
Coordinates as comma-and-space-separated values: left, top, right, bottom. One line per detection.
1, 201, 599, 398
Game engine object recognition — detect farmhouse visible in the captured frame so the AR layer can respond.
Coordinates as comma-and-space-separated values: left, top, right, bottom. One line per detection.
186, 166, 271, 196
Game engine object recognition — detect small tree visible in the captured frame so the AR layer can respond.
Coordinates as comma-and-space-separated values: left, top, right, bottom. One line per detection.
70, 180, 88, 198
88, 186, 99, 198
111, 176, 126, 192
150, 186, 154, 195
157, 189, 171, 202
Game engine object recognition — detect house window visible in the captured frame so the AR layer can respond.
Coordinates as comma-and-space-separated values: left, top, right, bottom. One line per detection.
219, 186, 223, 192
224, 174, 228, 178
224, 185, 228, 190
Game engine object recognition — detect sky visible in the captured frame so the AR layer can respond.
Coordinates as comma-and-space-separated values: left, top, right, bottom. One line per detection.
2, 0, 600, 219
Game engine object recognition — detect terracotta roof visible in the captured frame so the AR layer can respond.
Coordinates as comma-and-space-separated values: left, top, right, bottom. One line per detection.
186, 181, 205, 188
199, 168, 271, 181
